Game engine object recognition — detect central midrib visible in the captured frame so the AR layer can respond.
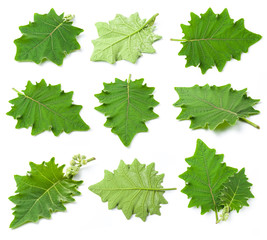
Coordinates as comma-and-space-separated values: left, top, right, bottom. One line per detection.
94, 187, 176, 191
17, 179, 61, 224
124, 80, 130, 142
184, 37, 255, 42
101, 18, 150, 51
21, 92, 72, 123
228, 179, 240, 207
194, 95, 238, 116
202, 152, 218, 213
22, 21, 64, 55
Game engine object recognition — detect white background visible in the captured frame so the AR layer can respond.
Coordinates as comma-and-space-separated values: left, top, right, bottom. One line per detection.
1, 0, 266, 239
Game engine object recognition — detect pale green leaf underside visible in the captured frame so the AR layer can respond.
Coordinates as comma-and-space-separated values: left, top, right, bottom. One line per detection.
95, 77, 159, 146
7, 79, 89, 136
14, 8, 83, 65
173, 8, 262, 73
179, 139, 237, 218
9, 158, 82, 229
91, 13, 161, 63
89, 159, 175, 221
220, 168, 254, 213
174, 84, 260, 130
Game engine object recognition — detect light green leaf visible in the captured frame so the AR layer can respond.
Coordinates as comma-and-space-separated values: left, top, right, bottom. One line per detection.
14, 8, 83, 65
7, 79, 89, 136
9, 158, 83, 229
95, 75, 159, 146
90, 13, 161, 63
171, 8, 262, 73
89, 159, 176, 221
174, 84, 260, 130
179, 139, 237, 223
220, 168, 254, 213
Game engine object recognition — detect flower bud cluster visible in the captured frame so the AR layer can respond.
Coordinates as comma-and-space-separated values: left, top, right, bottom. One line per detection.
65, 154, 95, 178
219, 205, 230, 222
63, 14, 75, 22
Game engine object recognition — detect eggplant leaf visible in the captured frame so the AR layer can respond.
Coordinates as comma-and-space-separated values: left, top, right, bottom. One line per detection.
7, 80, 89, 136
91, 13, 161, 63
171, 8, 261, 73
14, 8, 83, 65
89, 159, 176, 221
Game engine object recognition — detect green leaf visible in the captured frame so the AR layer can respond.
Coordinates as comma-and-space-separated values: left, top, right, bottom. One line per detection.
220, 168, 254, 213
95, 75, 159, 146
89, 159, 176, 221
179, 139, 237, 223
7, 79, 89, 136
90, 13, 161, 63
9, 158, 83, 229
14, 8, 83, 65
171, 8, 262, 74
174, 84, 260, 130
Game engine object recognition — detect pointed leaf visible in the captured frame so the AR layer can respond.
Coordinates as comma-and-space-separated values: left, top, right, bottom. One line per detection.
174, 84, 260, 130
179, 139, 237, 219
89, 159, 176, 221
95, 76, 159, 146
14, 8, 83, 65
90, 13, 161, 63
220, 168, 254, 213
172, 8, 261, 73
9, 158, 83, 229
7, 79, 89, 136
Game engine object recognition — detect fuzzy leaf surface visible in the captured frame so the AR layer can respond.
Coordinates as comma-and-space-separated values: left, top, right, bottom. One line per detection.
89, 159, 174, 221
174, 8, 261, 73
179, 139, 237, 216
220, 168, 254, 212
174, 84, 259, 130
90, 13, 161, 63
7, 79, 89, 136
95, 77, 158, 146
9, 158, 82, 229
14, 8, 83, 65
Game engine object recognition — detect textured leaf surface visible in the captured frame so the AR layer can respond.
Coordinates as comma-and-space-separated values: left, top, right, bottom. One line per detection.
95, 76, 158, 146
179, 139, 237, 216
172, 8, 261, 73
9, 158, 82, 229
174, 84, 260, 130
91, 13, 161, 63
220, 168, 254, 213
14, 8, 83, 65
89, 159, 175, 221
7, 79, 89, 136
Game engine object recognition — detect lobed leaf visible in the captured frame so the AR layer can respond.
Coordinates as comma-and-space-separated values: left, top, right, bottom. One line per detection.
14, 8, 83, 65
220, 168, 254, 213
7, 79, 89, 136
179, 139, 237, 219
174, 84, 260, 130
91, 13, 161, 63
9, 158, 83, 229
95, 75, 159, 146
172, 8, 262, 73
89, 159, 176, 221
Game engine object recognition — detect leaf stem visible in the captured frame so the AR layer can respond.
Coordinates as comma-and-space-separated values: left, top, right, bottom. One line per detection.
215, 209, 219, 224
146, 13, 159, 26
159, 188, 177, 191
12, 88, 24, 95
128, 74, 132, 83
239, 117, 260, 129
170, 38, 186, 42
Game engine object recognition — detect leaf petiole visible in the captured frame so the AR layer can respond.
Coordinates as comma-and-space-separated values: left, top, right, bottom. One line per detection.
12, 88, 24, 95
239, 117, 260, 129
170, 38, 187, 42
